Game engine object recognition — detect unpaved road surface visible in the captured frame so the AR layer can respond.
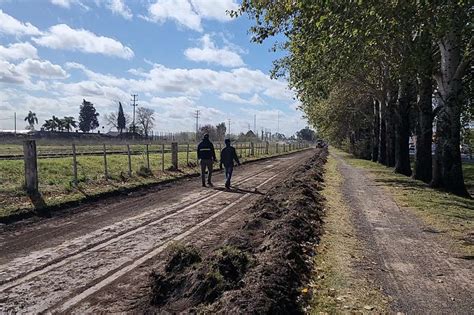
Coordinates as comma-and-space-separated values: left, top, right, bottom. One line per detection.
334, 153, 473, 314
0, 150, 314, 313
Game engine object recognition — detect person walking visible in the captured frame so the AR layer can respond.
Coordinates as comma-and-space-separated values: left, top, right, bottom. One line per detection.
197, 133, 217, 187
220, 138, 241, 189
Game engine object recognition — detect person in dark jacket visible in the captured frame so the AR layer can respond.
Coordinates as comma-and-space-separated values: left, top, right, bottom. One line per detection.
197, 133, 217, 187
220, 138, 240, 189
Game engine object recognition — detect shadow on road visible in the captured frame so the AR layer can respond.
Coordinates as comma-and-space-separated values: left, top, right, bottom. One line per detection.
213, 187, 265, 195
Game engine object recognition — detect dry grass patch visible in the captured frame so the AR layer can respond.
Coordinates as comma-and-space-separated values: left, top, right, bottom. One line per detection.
309, 155, 388, 314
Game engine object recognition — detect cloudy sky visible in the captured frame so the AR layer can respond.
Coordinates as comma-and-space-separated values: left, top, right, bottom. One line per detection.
0, 0, 307, 136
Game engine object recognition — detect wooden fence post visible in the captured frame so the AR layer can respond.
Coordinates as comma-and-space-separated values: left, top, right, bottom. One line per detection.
127, 144, 132, 177
276, 143, 279, 154
171, 142, 178, 170
72, 143, 78, 185
265, 141, 269, 155
146, 144, 150, 170
103, 144, 108, 179
23, 140, 38, 194
161, 143, 165, 172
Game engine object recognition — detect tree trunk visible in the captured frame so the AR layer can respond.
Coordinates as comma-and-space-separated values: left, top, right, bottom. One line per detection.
413, 71, 433, 183
394, 80, 412, 176
430, 28, 469, 196
385, 91, 396, 167
372, 99, 380, 162
377, 100, 387, 165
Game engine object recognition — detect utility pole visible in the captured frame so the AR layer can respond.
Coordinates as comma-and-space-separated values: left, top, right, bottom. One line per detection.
194, 110, 200, 141
130, 94, 138, 133
254, 114, 256, 134
228, 119, 231, 137
14, 112, 16, 135
277, 112, 280, 134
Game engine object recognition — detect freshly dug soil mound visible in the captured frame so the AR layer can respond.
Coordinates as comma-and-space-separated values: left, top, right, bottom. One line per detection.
148, 148, 327, 313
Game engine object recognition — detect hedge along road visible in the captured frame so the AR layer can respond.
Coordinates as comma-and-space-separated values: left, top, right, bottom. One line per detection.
0, 149, 315, 313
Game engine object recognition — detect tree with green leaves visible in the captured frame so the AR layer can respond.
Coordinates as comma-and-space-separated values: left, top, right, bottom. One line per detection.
296, 127, 316, 142
24, 111, 38, 130
78, 99, 99, 132
237, 0, 472, 196
62, 116, 77, 132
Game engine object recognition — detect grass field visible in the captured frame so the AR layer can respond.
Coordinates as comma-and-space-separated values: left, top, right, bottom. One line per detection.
0, 142, 302, 220
334, 148, 474, 256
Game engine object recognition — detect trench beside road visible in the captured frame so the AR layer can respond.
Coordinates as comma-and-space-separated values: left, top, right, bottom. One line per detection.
0, 149, 314, 313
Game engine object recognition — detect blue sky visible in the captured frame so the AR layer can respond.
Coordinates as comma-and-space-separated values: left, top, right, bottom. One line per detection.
0, 0, 306, 136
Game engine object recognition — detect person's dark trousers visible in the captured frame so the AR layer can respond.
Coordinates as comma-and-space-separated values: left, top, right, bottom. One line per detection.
200, 159, 213, 185
225, 166, 233, 188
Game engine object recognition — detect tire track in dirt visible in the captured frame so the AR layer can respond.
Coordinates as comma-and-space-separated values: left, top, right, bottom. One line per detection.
0, 151, 311, 313
334, 152, 473, 314
0, 165, 273, 288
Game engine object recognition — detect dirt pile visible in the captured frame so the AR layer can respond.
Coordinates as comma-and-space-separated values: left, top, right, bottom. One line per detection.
147, 148, 327, 313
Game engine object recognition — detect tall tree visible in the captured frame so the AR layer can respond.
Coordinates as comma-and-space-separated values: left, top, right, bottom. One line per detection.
216, 122, 227, 141
24, 111, 38, 130
136, 107, 155, 137
117, 101, 126, 134
62, 116, 77, 132
78, 99, 99, 132
296, 127, 316, 142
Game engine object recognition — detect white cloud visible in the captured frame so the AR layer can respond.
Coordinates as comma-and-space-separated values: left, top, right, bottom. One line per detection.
0, 42, 38, 61
219, 93, 264, 105
0, 58, 67, 84
0, 9, 42, 36
0, 60, 25, 84
33, 24, 134, 59
16, 59, 68, 79
146, 0, 238, 32
50, 0, 89, 10
50, 0, 73, 8
184, 34, 244, 67
107, 0, 133, 20
190, 0, 237, 21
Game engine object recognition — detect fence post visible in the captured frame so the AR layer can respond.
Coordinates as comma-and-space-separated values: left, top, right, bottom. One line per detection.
127, 144, 132, 177
251, 142, 255, 156
23, 140, 39, 194
186, 143, 190, 166
161, 143, 165, 172
103, 144, 108, 179
72, 143, 78, 185
171, 142, 178, 170
276, 143, 279, 154
265, 141, 269, 155
146, 144, 150, 170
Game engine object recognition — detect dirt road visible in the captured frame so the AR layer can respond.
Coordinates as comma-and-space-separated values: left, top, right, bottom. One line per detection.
0, 150, 314, 313
334, 153, 473, 314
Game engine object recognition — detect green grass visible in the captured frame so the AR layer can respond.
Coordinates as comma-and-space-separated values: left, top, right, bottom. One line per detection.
0, 143, 306, 219
309, 155, 388, 314
333, 148, 474, 256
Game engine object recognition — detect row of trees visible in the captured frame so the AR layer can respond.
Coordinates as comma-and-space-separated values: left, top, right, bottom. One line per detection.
24, 99, 156, 137
237, 1, 472, 196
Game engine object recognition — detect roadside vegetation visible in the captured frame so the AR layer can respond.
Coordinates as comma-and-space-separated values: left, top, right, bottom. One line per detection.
309, 154, 388, 313
237, 1, 472, 197
334, 148, 474, 256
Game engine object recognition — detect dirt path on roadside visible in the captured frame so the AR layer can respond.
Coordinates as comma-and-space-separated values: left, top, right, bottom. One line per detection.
0, 150, 314, 313
333, 152, 473, 314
